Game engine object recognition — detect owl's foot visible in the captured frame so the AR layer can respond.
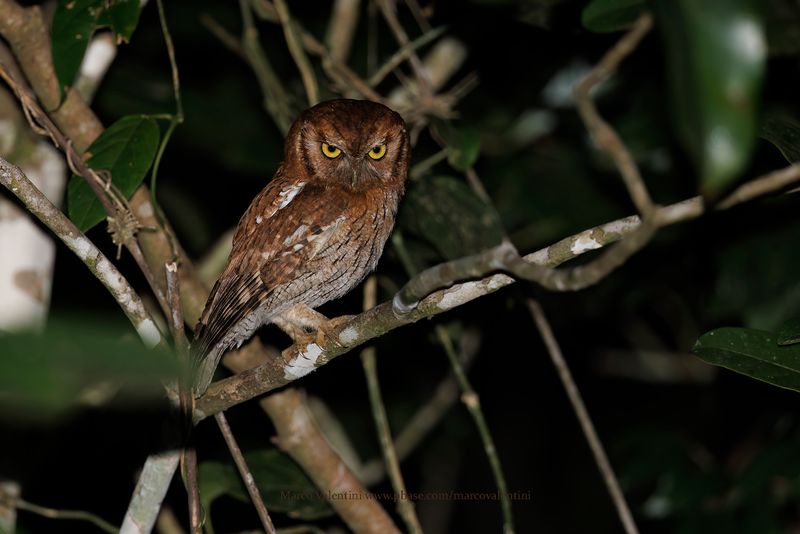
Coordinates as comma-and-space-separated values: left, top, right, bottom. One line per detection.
315, 314, 356, 347
274, 305, 354, 348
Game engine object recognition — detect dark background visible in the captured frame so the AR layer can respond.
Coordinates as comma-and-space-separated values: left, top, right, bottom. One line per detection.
4, 0, 800, 532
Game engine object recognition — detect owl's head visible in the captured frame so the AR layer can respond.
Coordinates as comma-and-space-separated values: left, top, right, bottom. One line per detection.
286, 99, 409, 191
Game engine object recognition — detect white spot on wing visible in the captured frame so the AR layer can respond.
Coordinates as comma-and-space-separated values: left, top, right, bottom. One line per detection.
283, 224, 309, 246
277, 182, 306, 210
255, 215, 263, 224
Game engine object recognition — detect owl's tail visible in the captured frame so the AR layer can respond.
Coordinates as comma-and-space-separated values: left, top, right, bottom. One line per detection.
191, 338, 226, 398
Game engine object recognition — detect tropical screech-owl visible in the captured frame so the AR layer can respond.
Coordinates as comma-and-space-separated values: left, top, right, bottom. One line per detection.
193, 99, 409, 395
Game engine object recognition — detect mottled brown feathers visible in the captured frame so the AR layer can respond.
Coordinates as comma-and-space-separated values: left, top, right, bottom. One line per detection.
193, 99, 409, 394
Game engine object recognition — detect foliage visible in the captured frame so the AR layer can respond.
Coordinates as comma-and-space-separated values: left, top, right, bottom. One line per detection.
67, 115, 160, 231
3, 0, 800, 532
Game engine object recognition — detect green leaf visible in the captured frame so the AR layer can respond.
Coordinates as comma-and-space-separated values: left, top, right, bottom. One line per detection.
777, 314, 800, 346
52, 0, 103, 94
0, 316, 176, 421
446, 128, 481, 172
581, 0, 647, 33
199, 450, 333, 523
760, 112, 800, 163
400, 175, 505, 260
692, 327, 800, 392
68, 115, 160, 232
654, 0, 766, 195
97, 0, 141, 42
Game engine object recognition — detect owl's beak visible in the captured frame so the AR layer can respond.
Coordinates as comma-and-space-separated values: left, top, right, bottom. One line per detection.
351, 168, 358, 188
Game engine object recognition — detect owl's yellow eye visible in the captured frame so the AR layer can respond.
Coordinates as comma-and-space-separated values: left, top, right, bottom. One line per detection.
321, 143, 342, 159
368, 144, 387, 160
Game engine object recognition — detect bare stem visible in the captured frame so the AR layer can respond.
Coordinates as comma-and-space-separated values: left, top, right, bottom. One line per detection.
238, 0, 294, 133
368, 26, 446, 88
273, 0, 319, 106
377, 0, 432, 95
526, 299, 638, 534
435, 326, 514, 534
165, 263, 201, 534
360, 277, 423, 533
214, 411, 277, 534
326, 0, 361, 64
574, 13, 654, 216
0, 494, 118, 534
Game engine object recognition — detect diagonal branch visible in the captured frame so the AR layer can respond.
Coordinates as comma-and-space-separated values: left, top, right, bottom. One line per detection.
273, 0, 319, 106
574, 12, 655, 217
527, 299, 638, 534
194, 162, 800, 418
360, 277, 423, 533
0, 157, 163, 348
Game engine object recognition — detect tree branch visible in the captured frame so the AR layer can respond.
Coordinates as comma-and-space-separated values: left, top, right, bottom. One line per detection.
194, 162, 800, 418
0, 157, 163, 348
360, 277, 422, 533
527, 300, 638, 534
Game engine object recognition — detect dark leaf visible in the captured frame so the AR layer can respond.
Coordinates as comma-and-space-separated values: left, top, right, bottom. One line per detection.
581, 0, 647, 33
0, 316, 176, 421
97, 0, 141, 42
400, 175, 505, 260
760, 112, 800, 163
692, 327, 800, 392
777, 314, 800, 346
199, 449, 333, 522
52, 0, 103, 95
446, 128, 482, 172
654, 0, 766, 195
68, 115, 160, 231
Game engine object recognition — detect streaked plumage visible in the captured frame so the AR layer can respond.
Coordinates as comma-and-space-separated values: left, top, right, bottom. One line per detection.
193, 100, 409, 394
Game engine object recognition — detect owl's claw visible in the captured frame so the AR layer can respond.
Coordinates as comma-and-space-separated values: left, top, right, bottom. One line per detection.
274, 305, 353, 349
314, 315, 355, 348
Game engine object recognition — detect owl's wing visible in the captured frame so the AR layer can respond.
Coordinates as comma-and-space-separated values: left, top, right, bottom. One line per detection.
193, 177, 348, 385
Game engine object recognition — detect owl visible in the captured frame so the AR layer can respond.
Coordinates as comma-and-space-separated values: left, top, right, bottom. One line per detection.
193, 99, 409, 395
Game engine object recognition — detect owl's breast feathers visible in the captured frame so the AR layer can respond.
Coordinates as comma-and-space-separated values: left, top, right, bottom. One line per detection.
192, 169, 401, 393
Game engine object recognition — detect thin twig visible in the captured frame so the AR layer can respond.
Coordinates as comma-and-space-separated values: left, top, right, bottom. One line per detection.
326, 0, 361, 64
527, 300, 638, 534
393, 234, 513, 533
165, 263, 201, 534
238, 0, 293, 133
360, 277, 423, 533
435, 326, 514, 534
273, 0, 319, 106
409, 148, 447, 180
404, 0, 431, 31
199, 15, 246, 59
574, 12, 654, 217
0, 495, 118, 534
359, 328, 480, 486
368, 25, 446, 87
377, 0, 432, 95
150, 0, 185, 249
717, 164, 800, 209
214, 411, 277, 534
